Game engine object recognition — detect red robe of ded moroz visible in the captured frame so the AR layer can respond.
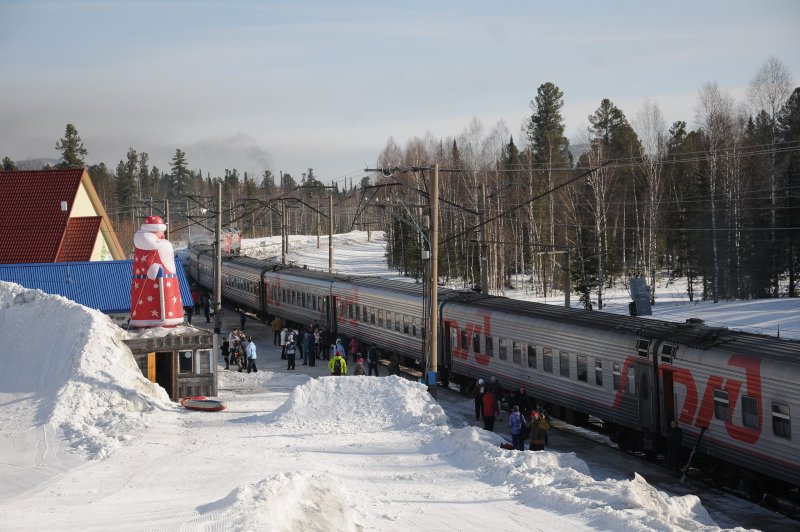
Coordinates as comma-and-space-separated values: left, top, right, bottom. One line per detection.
129, 215, 184, 327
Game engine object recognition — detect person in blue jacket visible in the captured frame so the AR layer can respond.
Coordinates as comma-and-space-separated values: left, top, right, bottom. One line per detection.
245, 336, 257, 373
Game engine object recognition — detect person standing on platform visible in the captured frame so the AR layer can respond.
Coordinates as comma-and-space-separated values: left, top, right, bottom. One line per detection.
367, 345, 379, 376
471, 379, 486, 421
302, 328, 313, 365
271, 316, 283, 346
482, 389, 496, 432
329, 351, 347, 376
239, 310, 247, 331
245, 336, 257, 373
285, 331, 297, 370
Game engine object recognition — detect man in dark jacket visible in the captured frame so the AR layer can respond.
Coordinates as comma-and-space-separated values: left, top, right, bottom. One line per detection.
367, 345, 379, 376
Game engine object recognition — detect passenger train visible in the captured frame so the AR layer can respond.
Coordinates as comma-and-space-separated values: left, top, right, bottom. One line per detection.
186, 247, 800, 501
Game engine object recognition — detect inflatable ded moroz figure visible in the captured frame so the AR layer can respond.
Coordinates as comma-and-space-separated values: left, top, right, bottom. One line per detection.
129, 215, 184, 327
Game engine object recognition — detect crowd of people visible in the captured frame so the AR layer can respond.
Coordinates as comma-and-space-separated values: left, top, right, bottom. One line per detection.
220, 313, 567, 454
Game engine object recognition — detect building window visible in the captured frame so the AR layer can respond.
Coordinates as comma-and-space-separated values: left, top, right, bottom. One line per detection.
613, 363, 621, 390
772, 403, 791, 439
543, 348, 553, 373
595, 359, 603, 386
741, 396, 759, 430
577, 355, 587, 382
485, 335, 493, 358
714, 389, 730, 421
498, 338, 507, 361
527, 345, 537, 369
559, 351, 570, 378
179, 350, 193, 374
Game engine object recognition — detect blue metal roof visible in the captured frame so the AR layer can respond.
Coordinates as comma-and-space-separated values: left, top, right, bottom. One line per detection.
0, 259, 194, 314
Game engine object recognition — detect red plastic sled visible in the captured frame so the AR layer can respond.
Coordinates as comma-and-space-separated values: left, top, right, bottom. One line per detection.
180, 396, 227, 412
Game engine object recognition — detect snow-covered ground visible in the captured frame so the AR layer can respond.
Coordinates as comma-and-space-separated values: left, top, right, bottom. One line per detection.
1, 231, 798, 531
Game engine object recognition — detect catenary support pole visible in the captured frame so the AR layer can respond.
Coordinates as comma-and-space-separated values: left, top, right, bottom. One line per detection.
328, 194, 334, 273
430, 164, 439, 384
214, 181, 222, 335
479, 182, 489, 293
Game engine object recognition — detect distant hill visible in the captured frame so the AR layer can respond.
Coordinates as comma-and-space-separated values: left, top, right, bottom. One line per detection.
11, 158, 61, 170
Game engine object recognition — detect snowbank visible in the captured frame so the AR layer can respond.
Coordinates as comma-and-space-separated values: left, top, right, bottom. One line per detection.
432, 426, 730, 531
0, 282, 173, 459
266, 375, 448, 433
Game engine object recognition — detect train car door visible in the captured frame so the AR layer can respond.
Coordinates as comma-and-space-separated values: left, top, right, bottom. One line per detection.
635, 359, 657, 431
659, 366, 677, 435
325, 295, 336, 334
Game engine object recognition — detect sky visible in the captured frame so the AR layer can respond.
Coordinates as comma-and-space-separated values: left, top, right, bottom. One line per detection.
1, 1, 799, 187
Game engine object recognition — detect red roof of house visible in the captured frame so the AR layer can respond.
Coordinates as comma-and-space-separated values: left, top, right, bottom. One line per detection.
56, 217, 102, 262
0, 169, 87, 264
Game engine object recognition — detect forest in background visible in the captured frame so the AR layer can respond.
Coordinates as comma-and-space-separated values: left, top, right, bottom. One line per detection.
2, 57, 798, 307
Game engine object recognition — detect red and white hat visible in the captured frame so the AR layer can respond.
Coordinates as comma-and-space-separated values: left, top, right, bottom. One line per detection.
141, 215, 167, 232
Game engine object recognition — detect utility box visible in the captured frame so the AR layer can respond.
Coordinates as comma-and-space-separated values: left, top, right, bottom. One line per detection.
629, 277, 653, 316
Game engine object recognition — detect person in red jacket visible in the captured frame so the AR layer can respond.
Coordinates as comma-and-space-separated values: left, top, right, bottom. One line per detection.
482, 390, 496, 432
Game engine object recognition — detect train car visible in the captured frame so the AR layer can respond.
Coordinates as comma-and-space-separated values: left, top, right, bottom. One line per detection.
662, 329, 800, 498
262, 267, 337, 331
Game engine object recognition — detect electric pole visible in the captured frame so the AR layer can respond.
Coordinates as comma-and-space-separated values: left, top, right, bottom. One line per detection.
328, 194, 334, 273
213, 181, 222, 335
429, 163, 439, 395
479, 182, 489, 293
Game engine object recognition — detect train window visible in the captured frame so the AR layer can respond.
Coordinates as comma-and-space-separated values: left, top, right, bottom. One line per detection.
742, 396, 759, 430
301, 293, 306, 308
498, 338, 508, 361
472, 332, 480, 353
403, 315, 411, 335
413, 317, 421, 338
395, 314, 401, 333
527, 345, 537, 369
714, 389, 730, 421
595, 359, 603, 386
312, 295, 317, 311
355, 305, 361, 321
613, 363, 621, 390
370, 309, 376, 325
461, 331, 468, 352
559, 352, 570, 378
577, 355, 587, 382
378, 310, 384, 328
543, 348, 553, 373
282, 288, 287, 303
451, 328, 459, 352
385, 312, 392, 330
772, 403, 791, 439
512, 341, 522, 365
661, 344, 677, 364
486, 336, 494, 358
636, 339, 649, 357
348, 303, 354, 319
626, 367, 636, 394
363, 306, 369, 323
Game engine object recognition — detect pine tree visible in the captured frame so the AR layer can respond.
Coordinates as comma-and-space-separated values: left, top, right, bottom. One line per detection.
2, 156, 15, 171
777, 87, 800, 296
259, 170, 275, 195
170, 149, 191, 198
55, 123, 88, 168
